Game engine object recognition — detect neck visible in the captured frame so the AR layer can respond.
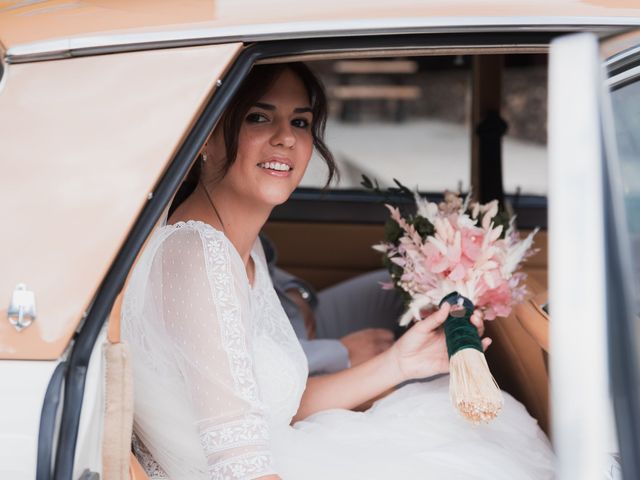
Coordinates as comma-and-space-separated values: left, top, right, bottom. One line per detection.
199, 183, 271, 265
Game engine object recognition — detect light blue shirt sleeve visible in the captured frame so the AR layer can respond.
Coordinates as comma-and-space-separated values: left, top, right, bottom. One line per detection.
298, 339, 350, 375
271, 267, 318, 309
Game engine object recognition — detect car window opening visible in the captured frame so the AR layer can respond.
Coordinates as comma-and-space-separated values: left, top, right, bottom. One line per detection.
261, 52, 551, 435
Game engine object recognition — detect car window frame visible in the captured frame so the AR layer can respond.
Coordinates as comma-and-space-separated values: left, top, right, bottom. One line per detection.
272, 188, 547, 229
548, 32, 617, 480
603, 35, 640, 480
50, 30, 606, 477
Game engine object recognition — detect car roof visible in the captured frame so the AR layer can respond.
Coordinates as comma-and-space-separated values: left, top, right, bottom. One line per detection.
2, 0, 640, 62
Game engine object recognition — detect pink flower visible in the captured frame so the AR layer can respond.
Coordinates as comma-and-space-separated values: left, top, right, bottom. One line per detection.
448, 263, 467, 281
377, 191, 536, 322
461, 228, 483, 261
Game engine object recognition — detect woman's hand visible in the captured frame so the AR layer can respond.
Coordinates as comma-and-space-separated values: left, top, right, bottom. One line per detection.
388, 303, 490, 382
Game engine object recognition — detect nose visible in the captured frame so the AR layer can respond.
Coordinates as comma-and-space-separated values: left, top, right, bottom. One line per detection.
270, 120, 295, 149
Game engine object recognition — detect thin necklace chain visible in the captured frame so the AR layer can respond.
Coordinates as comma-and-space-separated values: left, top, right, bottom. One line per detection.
198, 178, 255, 285
199, 180, 225, 232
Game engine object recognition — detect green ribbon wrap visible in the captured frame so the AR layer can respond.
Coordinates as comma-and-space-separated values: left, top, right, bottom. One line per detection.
439, 292, 482, 358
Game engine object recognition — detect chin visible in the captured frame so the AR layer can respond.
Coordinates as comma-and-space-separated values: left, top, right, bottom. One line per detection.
257, 187, 295, 207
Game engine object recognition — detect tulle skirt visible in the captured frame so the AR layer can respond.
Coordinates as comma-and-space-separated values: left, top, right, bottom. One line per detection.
272, 375, 554, 480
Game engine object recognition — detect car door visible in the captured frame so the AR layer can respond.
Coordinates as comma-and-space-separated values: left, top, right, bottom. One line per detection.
603, 31, 640, 480
0, 42, 242, 480
548, 30, 640, 480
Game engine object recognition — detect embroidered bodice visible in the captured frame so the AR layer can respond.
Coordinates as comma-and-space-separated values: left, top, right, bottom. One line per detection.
122, 221, 308, 479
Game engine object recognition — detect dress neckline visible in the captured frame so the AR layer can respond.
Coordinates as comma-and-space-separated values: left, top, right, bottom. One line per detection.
165, 219, 261, 291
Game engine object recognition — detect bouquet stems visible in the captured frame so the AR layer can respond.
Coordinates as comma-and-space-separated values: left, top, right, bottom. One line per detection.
440, 292, 503, 423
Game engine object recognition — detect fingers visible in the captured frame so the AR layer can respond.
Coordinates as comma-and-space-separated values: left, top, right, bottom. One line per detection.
469, 309, 485, 337
416, 302, 450, 331
413, 305, 487, 342
481, 337, 492, 352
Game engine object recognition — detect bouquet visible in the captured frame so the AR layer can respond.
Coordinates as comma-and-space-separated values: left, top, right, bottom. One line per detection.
368, 178, 537, 423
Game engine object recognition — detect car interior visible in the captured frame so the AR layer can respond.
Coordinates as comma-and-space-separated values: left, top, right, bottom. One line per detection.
103, 50, 554, 478
264, 52, 551, 430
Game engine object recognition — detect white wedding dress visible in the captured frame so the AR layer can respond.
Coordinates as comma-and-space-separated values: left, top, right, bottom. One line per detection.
122, 220, 554, 480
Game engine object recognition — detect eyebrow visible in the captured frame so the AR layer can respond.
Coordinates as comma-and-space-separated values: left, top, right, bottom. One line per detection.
254, 102, 312, 114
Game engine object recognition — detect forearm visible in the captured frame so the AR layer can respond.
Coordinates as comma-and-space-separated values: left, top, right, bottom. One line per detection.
294, 348, 404, 421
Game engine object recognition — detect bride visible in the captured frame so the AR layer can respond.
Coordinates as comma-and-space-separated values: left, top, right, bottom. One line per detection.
122, 62, 554, 480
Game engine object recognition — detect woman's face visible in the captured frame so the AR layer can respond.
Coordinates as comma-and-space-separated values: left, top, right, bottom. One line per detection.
208, 68, 314, 207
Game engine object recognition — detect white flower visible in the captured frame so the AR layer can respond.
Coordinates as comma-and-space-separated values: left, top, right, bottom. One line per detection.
414, 192, 438, 223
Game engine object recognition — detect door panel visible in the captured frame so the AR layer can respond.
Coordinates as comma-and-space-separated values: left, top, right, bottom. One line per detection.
601, 29, 640, 480
0, 43, 242, 361
0, 360, 59, 479
548, 32, 613, 480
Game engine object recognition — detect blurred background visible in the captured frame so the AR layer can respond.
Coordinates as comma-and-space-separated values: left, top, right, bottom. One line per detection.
300, 54, 547, 196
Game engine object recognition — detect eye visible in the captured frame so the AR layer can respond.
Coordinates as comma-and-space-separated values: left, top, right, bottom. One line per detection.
292, 118, 311, 129
246, 112, 269, 123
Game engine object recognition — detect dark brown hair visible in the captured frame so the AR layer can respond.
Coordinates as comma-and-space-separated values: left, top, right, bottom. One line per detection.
170, 62, 337, 216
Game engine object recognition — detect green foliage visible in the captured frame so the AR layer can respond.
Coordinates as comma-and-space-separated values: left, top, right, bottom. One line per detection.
364, 174, 435, 243
381, 253, 412, 304
361, 174, 414, 201
411, 214, 434, 239
476, 208, 510, 239
368, 175, 514, 299
384, 217, 403, 244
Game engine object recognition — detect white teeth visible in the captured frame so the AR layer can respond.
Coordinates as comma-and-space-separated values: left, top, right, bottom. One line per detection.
258, 162, 291, 172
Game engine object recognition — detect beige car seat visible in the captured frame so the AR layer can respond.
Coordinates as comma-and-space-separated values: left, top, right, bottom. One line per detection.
102, 293, 139, 479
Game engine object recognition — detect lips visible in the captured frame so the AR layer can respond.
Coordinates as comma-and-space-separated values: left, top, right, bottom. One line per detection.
257, 157, 293, 173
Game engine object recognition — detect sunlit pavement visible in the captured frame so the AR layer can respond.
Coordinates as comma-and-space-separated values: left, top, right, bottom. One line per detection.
301, 119, 547, 196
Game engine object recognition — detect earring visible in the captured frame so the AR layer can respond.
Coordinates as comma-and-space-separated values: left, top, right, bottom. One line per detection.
202, 151, 208, 163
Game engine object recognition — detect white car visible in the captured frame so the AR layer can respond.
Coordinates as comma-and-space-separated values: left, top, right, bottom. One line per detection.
0, 1, 639, 479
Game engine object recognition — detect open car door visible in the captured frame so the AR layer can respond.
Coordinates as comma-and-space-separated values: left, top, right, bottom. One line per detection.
549, 30, 640, 480
0, 42, 242, 480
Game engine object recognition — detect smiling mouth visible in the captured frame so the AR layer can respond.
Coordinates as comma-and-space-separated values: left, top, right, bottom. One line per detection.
257, 161, 292, 172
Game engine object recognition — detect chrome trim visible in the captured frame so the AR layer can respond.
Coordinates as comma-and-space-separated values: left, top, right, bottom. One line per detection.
608, 64, 640, 88
5, 16, 636, 63
549, 32, 612, 479
605, 43, 640, 67
258, 45, 548, 64
7, 283, 37, 332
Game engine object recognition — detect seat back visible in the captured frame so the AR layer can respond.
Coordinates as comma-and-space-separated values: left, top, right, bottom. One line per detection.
130, 452, 150, 480
102, 294, 136, 480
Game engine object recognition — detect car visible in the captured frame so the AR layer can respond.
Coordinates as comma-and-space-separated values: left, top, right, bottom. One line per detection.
1, 1, 639, 479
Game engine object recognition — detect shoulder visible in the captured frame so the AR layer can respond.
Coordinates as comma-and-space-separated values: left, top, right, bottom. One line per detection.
138, 221, 234, 283
158, 220, 227, 256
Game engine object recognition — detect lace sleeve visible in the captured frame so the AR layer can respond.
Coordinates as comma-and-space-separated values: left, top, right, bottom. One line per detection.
160, 226, 275, 480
